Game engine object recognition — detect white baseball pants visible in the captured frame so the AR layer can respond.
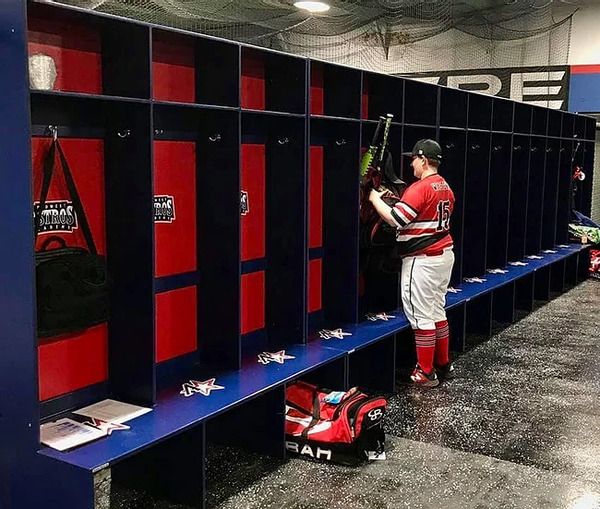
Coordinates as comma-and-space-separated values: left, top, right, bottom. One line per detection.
401, 248, 455, 330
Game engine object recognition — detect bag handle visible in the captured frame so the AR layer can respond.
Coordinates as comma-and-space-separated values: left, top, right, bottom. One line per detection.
35, 138, 98, 255
39, 236, 67, 252
300, 389, 322, 438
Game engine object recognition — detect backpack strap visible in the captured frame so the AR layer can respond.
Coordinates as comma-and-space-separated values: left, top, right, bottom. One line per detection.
35, 139, 98, 255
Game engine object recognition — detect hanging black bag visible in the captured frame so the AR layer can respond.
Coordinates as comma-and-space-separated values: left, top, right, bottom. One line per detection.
35, 137, 109, 337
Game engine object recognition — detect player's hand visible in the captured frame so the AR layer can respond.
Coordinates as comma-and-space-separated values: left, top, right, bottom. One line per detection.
369, 188, 389, 203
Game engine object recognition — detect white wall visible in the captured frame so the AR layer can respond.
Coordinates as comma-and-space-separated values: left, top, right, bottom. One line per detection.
569, 4, 600, 65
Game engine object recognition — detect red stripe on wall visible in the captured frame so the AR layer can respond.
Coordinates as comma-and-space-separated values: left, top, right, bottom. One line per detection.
309, 146, 324, 249
310, 62, 324, 115
154, 141, 197, 277
571, 65, 600, 75
152, 33, 195, 103
28, 17, 102, 94
38, 325, 108, 401
362, 77, 369, 119
241, 52, 266, 110
156, 286, 198, 363
308, 258, 323, 313
241, 271, 266, 334
241, 144, 266, 261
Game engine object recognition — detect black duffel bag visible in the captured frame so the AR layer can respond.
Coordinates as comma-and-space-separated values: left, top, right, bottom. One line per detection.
35, 137, 109, 337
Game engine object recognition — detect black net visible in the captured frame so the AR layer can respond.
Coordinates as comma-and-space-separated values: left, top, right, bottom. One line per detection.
52, 0, 578, 73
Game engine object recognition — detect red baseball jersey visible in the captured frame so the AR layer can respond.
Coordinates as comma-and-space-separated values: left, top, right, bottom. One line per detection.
390, 173, 455, 257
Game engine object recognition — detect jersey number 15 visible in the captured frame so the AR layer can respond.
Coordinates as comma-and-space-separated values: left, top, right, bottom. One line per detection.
436, 200, 451, 231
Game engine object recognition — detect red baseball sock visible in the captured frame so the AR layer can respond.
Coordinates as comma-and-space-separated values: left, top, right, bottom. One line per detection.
414, 329, 436, 374
435, 320, 450, 367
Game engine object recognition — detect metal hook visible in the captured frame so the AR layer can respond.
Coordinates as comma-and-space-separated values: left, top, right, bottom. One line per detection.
208, 133, 221, 143
48, 125, 58, 141
546, 147, 552, 153
335, 138, 347, 146
514, 145, 522, 151
278, 137, 290, 145
445, 143, 455, 150
531, 146, 538, 153
154, 129, 164, 136
493, 145, 502, 151
471, 144, 480, 151
117, 129, 131, 139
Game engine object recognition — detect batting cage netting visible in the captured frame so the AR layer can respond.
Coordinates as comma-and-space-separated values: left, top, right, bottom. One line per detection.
51, 0, 577, 74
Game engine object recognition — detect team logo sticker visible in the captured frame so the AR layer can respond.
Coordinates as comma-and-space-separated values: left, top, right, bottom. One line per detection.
318, 328, 352, 340
366, 312, 395, 322
240, 190, 249, 215
154, 195, 176, 223
258, 350, 295, 365
84, 418, 129, 436
180, 378, 224, 398
34, 200, 78, 234
464, 277, 487, 283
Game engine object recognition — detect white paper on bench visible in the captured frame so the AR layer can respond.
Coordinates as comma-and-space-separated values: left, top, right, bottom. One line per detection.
73, 399, 152, 424
41, 418, 107, 452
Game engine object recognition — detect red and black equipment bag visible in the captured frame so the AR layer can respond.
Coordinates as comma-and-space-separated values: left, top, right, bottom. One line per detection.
285, 381, 387, 466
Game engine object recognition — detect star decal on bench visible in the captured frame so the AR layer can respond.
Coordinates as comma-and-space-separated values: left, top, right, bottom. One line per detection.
542, 249, 557, 254
526, 255, 543, 260
509, 261, 528, 266
257, 350, 295, 365
318, 328, 352, 340
366, 312, 396, 322
464, 277, 487, 283
447, 287, 462, 294
180, 378, 225, 398
487, 268, 508, 274
83, 418, 130, 436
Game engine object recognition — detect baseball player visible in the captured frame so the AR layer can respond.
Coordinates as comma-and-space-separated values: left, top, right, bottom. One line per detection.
369, 139, 455, 387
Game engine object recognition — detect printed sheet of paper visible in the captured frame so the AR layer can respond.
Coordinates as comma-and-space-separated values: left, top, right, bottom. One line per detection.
73, 399, 152, 424
41, 418, 106, 452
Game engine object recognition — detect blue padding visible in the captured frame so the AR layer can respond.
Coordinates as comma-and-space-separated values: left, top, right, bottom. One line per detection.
241, 258, 267, 274
569, 74, 600, 112
309, 247, 324, 259
155, 271, 199, 293
38, 341, 345, 471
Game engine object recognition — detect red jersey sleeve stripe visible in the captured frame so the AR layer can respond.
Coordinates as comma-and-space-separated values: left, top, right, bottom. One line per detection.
393, 204, 413, 224
397, 201, 418, 218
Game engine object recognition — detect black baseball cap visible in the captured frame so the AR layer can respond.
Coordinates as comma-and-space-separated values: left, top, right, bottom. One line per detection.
402, 139, 442, 163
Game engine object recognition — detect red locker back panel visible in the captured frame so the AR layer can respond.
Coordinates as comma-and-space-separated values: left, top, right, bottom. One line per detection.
241, 271, 265, 334
38, 324, 108, 401
154, 141, 197, 277
32, 138, 106, 255
241, 53, 265, 110
310, 63, 324, 115
28, 17, 102, 94
309, 146, 324, 249
361, 78, 369, 119
152, 34, 195, 103
308, 258, 323, 313
156, 286, 198, 363
241, 144, 266, 261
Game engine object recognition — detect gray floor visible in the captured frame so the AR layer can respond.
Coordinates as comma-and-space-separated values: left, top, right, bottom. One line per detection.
115, 280, 600, 509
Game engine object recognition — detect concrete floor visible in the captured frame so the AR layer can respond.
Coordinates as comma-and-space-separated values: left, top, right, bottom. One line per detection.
115, 279, 600, 509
